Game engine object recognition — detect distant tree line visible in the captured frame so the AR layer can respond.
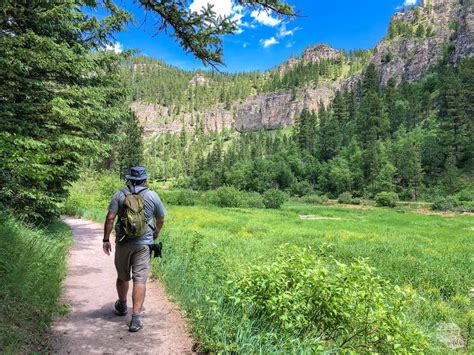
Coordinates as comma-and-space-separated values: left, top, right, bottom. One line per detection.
146, 59, 473, 200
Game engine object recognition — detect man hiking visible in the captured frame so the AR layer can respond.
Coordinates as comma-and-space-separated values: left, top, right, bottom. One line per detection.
102, 166, 166, 332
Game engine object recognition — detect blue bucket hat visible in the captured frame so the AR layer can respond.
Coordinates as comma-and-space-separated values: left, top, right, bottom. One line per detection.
126, 166, 148, 181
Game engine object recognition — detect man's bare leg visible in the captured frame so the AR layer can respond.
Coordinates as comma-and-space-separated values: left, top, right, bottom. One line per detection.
132, 282, 146, 314
129, 282, 146, 332
116, 278, 129, 300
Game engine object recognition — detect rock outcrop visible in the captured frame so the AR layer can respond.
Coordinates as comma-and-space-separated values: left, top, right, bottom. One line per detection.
278, 44, 341, 75
302, 44, 341, 63
453, 0, 474, 61
189, 73, 209, 86
131, 102, 233, 137
235, 87, 335, 131
369, 0, 472, 86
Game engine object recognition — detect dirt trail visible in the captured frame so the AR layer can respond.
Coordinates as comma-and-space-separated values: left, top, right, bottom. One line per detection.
51, 217, 194, 354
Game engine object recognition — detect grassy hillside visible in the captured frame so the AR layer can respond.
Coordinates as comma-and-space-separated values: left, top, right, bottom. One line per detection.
65, 173, 474, 353
0, 215, 72, 352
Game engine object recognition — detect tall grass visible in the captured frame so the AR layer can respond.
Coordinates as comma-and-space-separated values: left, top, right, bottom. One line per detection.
65, 173, 474, 353
0, 215, 72, 352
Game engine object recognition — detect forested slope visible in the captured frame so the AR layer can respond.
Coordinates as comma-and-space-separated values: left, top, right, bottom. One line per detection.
121, 0, 473, 202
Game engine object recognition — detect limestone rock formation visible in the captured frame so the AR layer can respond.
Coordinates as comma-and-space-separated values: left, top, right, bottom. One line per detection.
189, 73, 209, 86
301, 44, 341, 63
131, 102, 233, 136
235, 87, 334, 131
278, 44, 341, 75
369, 0, 472, 85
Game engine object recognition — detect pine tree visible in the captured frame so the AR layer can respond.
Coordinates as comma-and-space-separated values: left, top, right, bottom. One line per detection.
388, 19, 398, 39
357, 65, 389, 146
416, 24, 425, 38
117, 112, 145, 178
438, 68, 469, 167
0, 1, 130, 219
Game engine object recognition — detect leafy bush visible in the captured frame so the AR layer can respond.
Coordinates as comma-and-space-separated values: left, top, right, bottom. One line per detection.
96, 173, 125, 201
230, 246, 428, 352
431, 196, 474, 212
351, 198, 362, 205
431, 196, 458, 211
375, 192, 399, 207
456, 189, 474, 202
212, 186, 244, 208
338, 192, 353, 204
299, 194, 329, 205
160, 189, 198, 206
240, 192, 265, 208
263, 189, 287, 209
290, 181, 313, 197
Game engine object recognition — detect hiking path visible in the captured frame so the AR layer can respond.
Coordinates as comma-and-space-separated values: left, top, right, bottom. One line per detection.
51, 217, 194, 354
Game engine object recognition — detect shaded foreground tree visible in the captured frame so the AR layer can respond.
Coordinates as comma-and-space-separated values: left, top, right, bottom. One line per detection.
0, 1, 132, 219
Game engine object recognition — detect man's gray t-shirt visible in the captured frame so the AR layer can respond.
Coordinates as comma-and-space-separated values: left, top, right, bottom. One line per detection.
108, 185, 166, 245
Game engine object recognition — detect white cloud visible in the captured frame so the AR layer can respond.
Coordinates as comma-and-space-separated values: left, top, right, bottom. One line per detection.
243, 42, 249, 48
260, 36, 279, 48
251, 10, 281, 27
278, 24, 301, 38
403, 0, 417, 6
286, 41, 295, 48
105, 42, 123, 54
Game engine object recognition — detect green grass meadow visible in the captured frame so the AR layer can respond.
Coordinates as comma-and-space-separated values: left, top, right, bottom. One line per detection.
0, 216, 72, 353
65, 176, 474, 353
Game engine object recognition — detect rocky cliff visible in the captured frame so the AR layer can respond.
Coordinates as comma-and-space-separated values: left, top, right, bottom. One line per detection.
369, 0, 472, 86
132, 0, 473, 136
278, 44, 342, 75
235, 86, 335, 131
131, 102, 234, 137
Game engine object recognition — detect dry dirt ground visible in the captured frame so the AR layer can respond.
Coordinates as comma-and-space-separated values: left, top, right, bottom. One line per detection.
50, 217, 194, 354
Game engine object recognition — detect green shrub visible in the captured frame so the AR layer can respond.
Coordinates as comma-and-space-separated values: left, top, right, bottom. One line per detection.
240, 192, 265, 208
290, 181, 313, 197
299, 194, 329, 205
375, 192, 399, 207
431, 196, 458, 211
351, 198, 362, 205
263, 189, 287, 209
231, 246, 428, 352
173, 190, 198, 206
431, 196, 474, 212
338, 192, 353, 204
456, 189, 474, 202
212, 186, 244, 208
96, 173, 124, 201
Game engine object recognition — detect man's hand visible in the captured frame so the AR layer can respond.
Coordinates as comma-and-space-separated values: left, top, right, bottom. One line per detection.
103, 241, 112, 255
103, 211, 116, 255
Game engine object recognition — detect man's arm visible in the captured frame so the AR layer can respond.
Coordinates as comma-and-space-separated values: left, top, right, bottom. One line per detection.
103, 211, 116, 255
153, 217, 165, 240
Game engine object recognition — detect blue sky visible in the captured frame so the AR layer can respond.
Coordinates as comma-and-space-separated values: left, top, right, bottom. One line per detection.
101, 0, 418, 73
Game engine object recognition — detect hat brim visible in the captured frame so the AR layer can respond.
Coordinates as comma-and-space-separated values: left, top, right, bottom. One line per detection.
125, 174, 148, 180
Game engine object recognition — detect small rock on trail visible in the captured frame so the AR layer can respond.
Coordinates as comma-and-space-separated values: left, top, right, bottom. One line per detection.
51, 217, 194, 354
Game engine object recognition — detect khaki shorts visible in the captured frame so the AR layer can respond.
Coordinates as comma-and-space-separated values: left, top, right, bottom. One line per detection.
114, 243, 150, 283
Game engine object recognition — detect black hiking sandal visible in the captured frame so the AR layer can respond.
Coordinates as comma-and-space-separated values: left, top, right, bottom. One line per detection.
129, 318, 144, 332
114, 300, 128, 316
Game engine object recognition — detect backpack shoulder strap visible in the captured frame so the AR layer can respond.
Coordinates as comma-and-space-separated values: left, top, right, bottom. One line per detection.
137, 187, 148, 196
121, 186, 131, 197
